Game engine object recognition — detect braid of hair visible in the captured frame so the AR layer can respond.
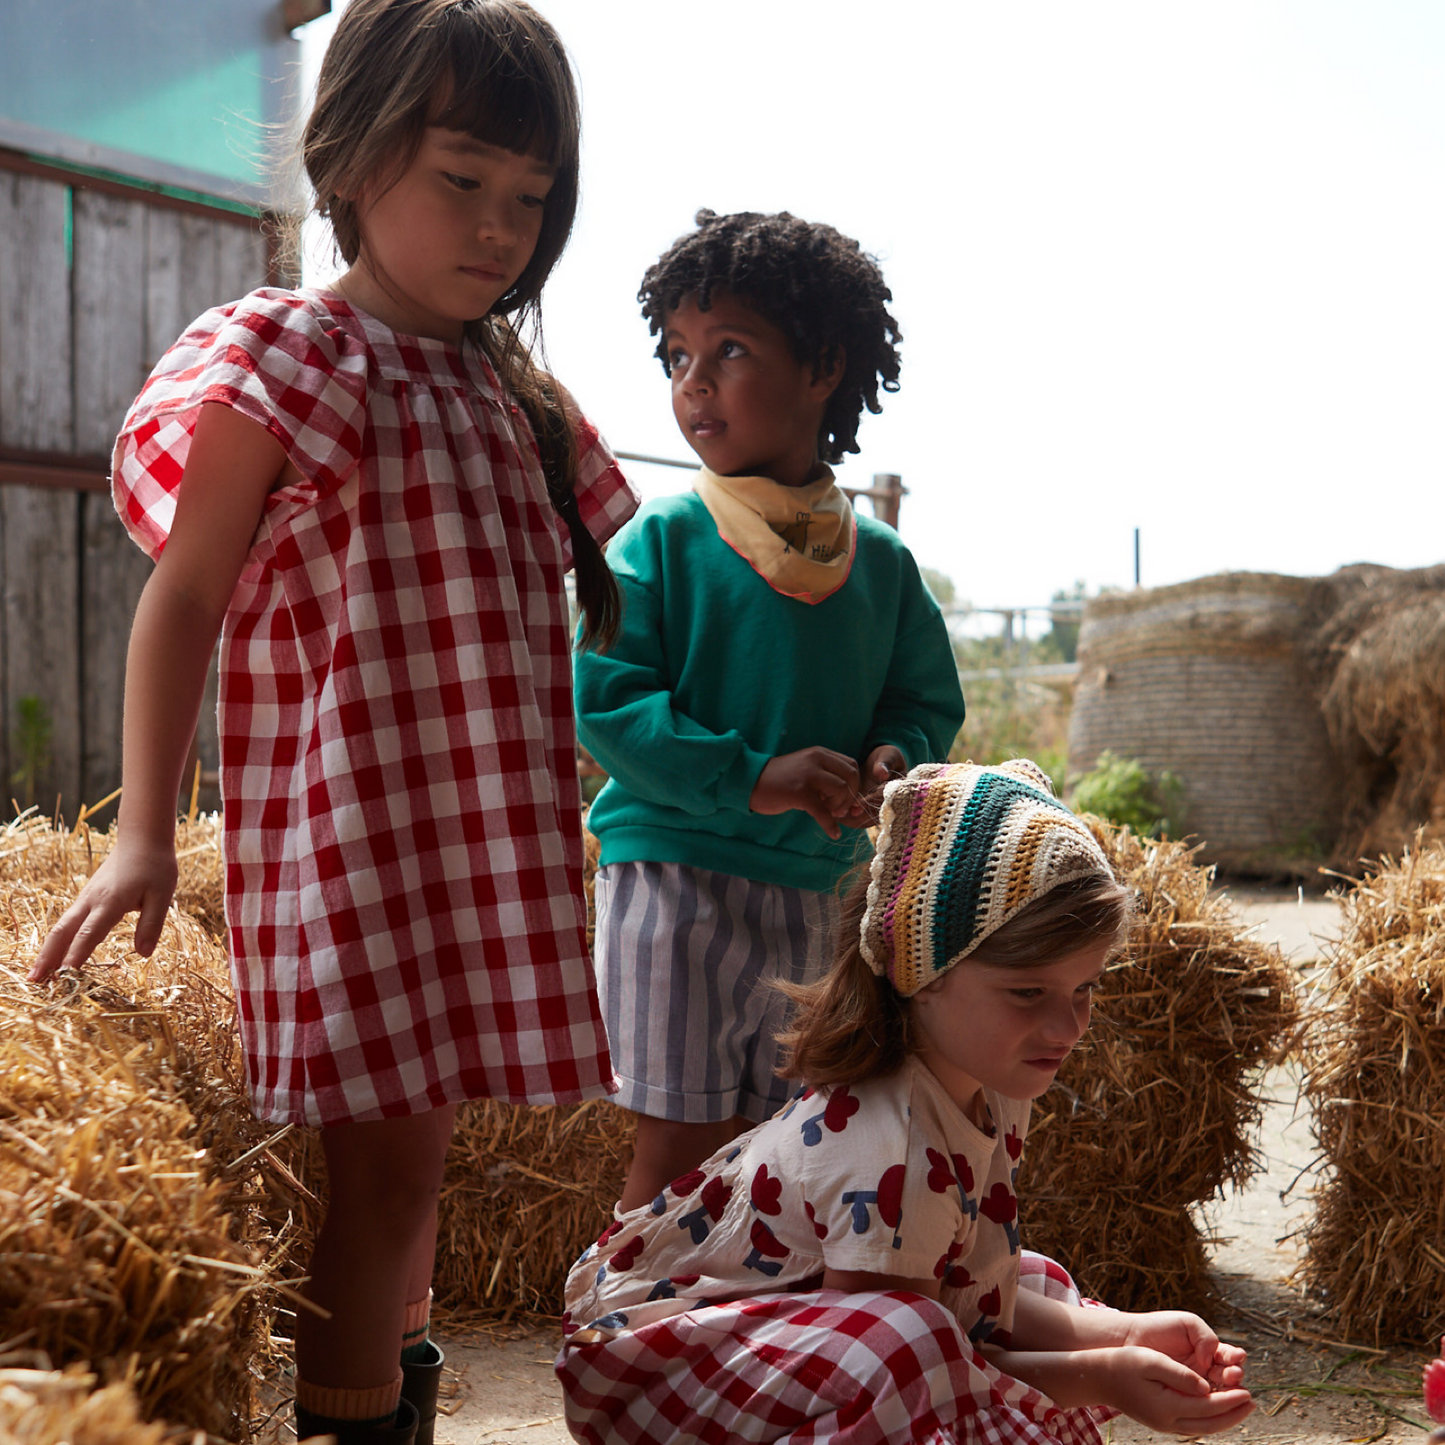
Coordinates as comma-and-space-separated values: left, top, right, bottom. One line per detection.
478, 314, 622, 650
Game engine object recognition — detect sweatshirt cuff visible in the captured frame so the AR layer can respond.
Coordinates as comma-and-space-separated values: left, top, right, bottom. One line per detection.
863, 736, 916, 771
715, 742, 773, 813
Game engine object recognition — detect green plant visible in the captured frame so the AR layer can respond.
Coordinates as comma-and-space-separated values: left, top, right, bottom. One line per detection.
1067, 750, 1185, 838
10, 695, 53, 808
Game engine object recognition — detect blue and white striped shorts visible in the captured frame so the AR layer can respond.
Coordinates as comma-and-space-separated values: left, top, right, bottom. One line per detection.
594, 861, 840, 1124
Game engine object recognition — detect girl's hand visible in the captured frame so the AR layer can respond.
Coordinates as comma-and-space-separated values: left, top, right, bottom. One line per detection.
1093, 1344, 1254, 1435
749, 748, 862, 840
28, 835, 179, 982
1121, 1310, 1248, 1390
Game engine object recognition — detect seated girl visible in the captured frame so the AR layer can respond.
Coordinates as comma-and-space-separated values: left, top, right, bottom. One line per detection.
557, 759, 1253, 1443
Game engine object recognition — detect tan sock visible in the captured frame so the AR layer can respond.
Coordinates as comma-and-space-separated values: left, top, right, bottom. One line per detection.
295, 1375, 402, 1423
400, 1292, 432, 1364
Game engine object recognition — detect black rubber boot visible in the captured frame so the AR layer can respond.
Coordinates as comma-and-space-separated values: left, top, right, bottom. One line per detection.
295, 1397, 419, 1445
400, 1341, 444, 1445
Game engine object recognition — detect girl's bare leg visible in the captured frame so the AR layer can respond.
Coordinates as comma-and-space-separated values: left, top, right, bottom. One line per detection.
619, 1114, 749, 1212
297, 1103, 457, 1388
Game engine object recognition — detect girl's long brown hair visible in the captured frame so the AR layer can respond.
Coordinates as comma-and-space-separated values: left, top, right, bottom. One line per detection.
776, 868, 1131, 1092
302, 0, 620, 647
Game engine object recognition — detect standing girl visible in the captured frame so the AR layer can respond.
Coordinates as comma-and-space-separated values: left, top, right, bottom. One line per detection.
30, 3, 638, 1443
558, 760, 1254, 1444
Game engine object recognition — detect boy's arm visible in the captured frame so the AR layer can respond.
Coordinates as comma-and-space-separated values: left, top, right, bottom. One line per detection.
575, 562, 772, 818
861, 563, 965, 771
30, 403, 283, 980
576, 537, 859, 833
855, 551, 959, 774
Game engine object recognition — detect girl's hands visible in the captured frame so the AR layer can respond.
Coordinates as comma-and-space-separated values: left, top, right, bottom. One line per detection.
993, 1293, 1252, 1434
28, 834, 179, 982
1120, 1310, 1248, 1390
1093, 1345, 1254, 1435
749, 747, 861, 839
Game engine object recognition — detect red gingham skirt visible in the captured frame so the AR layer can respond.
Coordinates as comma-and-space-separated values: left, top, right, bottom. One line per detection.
556, 1253, 1111, 1445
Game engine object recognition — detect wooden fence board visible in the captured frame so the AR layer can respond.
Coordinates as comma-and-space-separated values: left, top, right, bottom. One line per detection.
0, 171, 80, 815
74, 190, 153, 815
0, 172, 268, 822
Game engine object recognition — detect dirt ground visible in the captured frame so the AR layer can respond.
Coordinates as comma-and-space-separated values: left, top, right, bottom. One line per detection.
422, 885, 1438, 1445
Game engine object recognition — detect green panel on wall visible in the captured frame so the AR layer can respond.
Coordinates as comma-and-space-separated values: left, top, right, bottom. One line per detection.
1, 0, 296, 189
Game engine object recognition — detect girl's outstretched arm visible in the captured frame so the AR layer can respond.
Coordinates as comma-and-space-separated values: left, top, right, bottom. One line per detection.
29, 403, 285, 981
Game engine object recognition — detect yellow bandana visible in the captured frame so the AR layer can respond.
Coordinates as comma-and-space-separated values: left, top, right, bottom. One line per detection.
694, 466, 857, 605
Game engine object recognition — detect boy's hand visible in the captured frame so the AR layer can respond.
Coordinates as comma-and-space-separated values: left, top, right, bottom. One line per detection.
838, 745, 907, 828
28, 838, 179, 983
749, 748, 861, 840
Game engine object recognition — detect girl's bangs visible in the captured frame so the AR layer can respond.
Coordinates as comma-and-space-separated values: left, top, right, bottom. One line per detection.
431, 56, 566, 165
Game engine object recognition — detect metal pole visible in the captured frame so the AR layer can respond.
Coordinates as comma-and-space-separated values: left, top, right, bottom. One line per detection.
1134, 527, 1141, 587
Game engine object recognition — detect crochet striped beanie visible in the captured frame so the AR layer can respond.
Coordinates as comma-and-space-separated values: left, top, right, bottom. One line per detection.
859, 758, 1114, 997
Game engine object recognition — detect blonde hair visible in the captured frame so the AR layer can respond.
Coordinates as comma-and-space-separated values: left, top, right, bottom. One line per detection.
302, 0, 620, 646
776, 868, 1130, 1091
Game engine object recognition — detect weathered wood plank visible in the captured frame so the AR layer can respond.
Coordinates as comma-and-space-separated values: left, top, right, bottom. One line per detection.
217, 220, 268, 305
142, 210, 270, 815
74, 190, 152, 815
0, 172, 74, 450
0, 172, 80, 817
144, 207, 186, 368
74, 190, 148, 451
179, 212, 224, 327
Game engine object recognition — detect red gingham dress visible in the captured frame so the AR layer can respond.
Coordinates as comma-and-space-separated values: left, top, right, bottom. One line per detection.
112, 287, 639, 1126
557, 1255, 1112, 1445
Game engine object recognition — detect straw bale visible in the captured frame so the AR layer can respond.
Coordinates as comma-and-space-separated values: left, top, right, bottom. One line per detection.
1309, 565, 1445, 868
0, 802, 1307, 1357
1, 812, 286, 1440
430, 1097, 631, 1323
1298, 839, 1445, 1346
0, 1368, 179, 1445
1017, 819, 1300, 1312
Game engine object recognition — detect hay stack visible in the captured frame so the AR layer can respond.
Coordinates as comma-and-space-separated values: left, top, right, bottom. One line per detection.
1298, 839, 1445, 1346
0, 813, 282, 1441
0, 1369, 177, 1445
2, 806, 629, 1367
1310, 564, 1445, 869
3, 803, 1309, 1352
1017, 819, 1299, 1312
432, 1098, 630, 1322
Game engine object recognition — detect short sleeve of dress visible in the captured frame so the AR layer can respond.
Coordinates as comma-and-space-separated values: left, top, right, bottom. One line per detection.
112, 288, 368, 560
571, 416, 641, 552
778, 1079, 969, 1283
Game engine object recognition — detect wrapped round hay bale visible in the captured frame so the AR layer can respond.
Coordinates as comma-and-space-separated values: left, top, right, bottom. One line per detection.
1017, 818, 1300, 1312
1298, 839, 1445, 1346
1310, 563, 1445, 869
1068, 572, 1340, 872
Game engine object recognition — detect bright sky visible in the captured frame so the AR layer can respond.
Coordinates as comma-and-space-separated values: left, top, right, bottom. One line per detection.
303, 1, 1445, 610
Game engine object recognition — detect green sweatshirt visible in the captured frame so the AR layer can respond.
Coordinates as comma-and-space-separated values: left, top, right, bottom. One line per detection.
575, 493, 965, 892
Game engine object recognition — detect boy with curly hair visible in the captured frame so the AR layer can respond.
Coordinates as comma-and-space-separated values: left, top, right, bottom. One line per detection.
576, 209, 965, 1207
